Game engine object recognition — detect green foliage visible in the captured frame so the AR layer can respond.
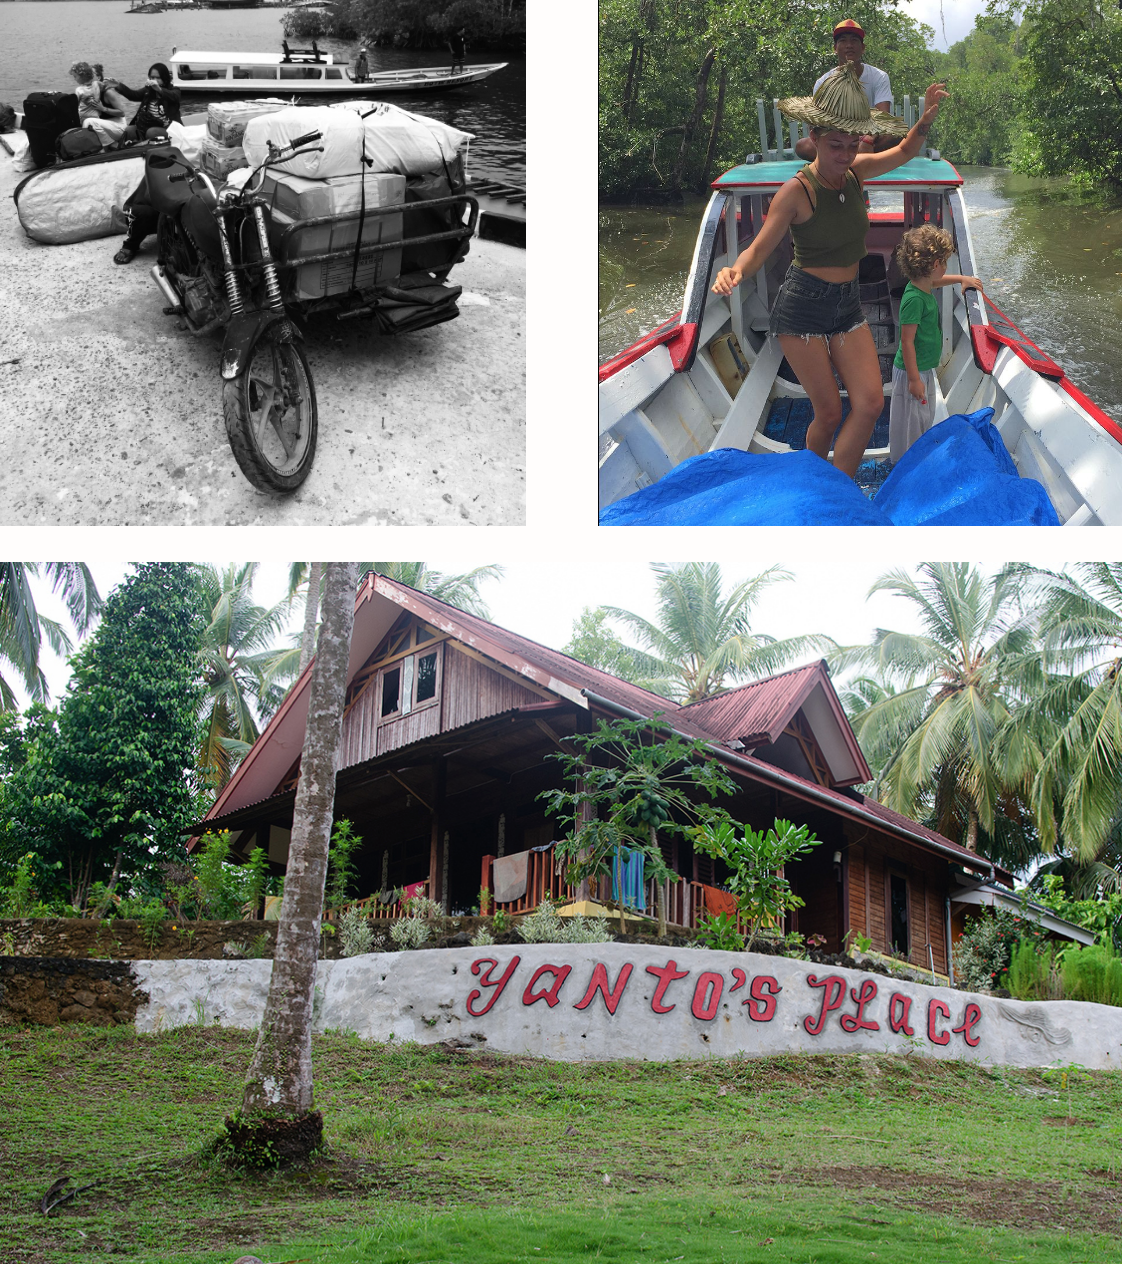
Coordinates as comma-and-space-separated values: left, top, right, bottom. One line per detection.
696, 911, 745, 952
599, 0, 936, 198
339, 905, 375, 957
1060, 941, 1122, 1006
285, 0, 525, 49
932, 15, 1021, 165
1032, 875, 1122, 950
542, 714, 738, 927
1005, 938, 1063, 1001
562, 608, 653, 681
492, 908, 511, 934
692, 817, 820, 950
0, 564, 206, 910
516, 900, 612, 945
137, 897, 169, 953
326, 820, 362, 912
1, 853, 37, 918
469, 923, 495, 947
1012, 1, 1122, 189
389, 896, 444, 950
954, 905, 1046, 992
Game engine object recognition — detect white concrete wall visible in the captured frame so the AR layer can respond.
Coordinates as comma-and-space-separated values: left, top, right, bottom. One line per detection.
133, 943, 1122, 1070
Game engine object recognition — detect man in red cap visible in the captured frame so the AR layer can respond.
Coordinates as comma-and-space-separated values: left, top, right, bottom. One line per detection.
795, 18, 894, 159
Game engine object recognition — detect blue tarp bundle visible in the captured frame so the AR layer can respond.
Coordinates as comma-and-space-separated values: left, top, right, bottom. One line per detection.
600, 408, 1060, 526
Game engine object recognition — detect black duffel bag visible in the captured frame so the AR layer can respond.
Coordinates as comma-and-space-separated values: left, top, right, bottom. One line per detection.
374, 273, 462, 335
23, 91, 80, 168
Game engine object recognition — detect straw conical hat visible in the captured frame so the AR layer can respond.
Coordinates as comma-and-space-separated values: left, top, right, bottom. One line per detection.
778, 63, 909, 136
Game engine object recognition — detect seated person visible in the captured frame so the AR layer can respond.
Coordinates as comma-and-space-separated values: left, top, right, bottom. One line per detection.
113, 63, 181, 142
795, 19, 894, 160
69, 59, 127, 143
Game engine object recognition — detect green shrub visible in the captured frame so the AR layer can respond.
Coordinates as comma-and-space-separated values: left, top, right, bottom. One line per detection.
517, 900, 612, 945
326, 820, 361, 912
955, 906, 1045, 992
697, 912, 745, 953
1060, 943, 1122, 1007
339, 905, 375, 958
389, 896, 444, 950
1005, 939, 1062, 1001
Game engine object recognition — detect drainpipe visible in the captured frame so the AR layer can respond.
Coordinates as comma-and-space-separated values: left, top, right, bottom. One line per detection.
945, 896, 954, 986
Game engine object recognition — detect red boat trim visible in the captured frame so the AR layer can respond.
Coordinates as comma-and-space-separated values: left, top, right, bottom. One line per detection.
1058, 378, 1122, 447
598, 313, 681, 382
668, 322, 699, 371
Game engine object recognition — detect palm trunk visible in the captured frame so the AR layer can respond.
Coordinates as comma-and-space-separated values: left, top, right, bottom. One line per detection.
232, 561, 358, 1164
297, 563, 322, 676
966, 809, 979, 853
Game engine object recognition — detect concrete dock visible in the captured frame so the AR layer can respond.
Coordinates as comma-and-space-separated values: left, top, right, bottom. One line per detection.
0, 157, 525, 526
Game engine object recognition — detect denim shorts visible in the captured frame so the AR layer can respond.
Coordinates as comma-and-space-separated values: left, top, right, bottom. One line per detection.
768, 265, 866, 339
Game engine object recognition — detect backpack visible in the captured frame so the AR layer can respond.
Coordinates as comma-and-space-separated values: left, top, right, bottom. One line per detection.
22, 91, 80, 168
56, 127, 103, 162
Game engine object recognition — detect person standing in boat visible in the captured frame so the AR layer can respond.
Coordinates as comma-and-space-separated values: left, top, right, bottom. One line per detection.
354, 47, 369, 83
889, 224, 984, 463
710, 65, 948, 480
113, 63, 181, 141
795, 19, 893, 160
448, 27, 467, 73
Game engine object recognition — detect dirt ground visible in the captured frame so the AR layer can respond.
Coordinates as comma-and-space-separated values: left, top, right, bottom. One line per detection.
0, 154, 525, 526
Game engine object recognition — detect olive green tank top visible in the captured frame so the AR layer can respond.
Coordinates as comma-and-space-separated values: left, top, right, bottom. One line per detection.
789, 165, 869, 269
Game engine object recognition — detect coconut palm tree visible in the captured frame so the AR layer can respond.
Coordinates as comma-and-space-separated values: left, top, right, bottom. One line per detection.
238, 561, 359, 1162
1008, 563, 1122, 863
837, 563, 1043, 853
0, 563, 102, 711
197, 563, 297, 790
596, 562, 836, 703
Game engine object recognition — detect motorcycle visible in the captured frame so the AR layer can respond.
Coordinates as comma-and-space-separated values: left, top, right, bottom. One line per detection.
143, 130, 477, 493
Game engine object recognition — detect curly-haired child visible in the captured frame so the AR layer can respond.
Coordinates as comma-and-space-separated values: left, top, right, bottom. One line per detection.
890, 224, 983, 462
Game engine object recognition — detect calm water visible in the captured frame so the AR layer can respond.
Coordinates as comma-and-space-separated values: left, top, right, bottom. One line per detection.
599, 166, 1122, 423
0, 2, 525, 182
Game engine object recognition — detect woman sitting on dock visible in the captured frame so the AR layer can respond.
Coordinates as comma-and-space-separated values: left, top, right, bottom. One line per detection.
711, 66, 948, 480
112, 63, 181, 140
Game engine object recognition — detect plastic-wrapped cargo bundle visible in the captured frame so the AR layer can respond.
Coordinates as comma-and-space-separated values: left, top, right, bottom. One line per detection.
328, 100, 473, 175
243, 106, 366, 179
207, 99, 288, 148
258, 169, 405, 219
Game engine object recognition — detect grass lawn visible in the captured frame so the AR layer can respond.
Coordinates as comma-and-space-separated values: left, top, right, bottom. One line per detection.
2, 1023, 1121, 1263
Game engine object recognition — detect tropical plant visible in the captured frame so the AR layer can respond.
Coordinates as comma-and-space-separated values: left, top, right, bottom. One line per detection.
338, 905, 375, 957
1061, 941, 1122, 1007
0, 563, 102, 712
516, 899, 612, 945
595, 563, 835, 703
837, 563, 1042, 854
691, 818, 820, 950
326, 819, 362, 912
236, 561, 359, 1165
0, 565, 205, 911
953, 905, 1045, 992
540, 713, 739, 936
1005, 938, 1063, 1002
196, 563, 298, 790
696, 911, 745, 952
389, 896, 444, 949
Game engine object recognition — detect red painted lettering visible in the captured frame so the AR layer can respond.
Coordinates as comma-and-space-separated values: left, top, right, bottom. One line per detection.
927, 998, 952, 1046
691, 972, 724, 1021
744, 975, 781, 1023
730, 968, 747, 993
888, 992, 915, 1036
645, 959, 690, 1014
952, 1002, 982, 1048
466, 955, 521, 1017
803, 973, 847, 1035
573, 962, 634, 1015
839, 978, 880, 1033
522, 964, 572, 1008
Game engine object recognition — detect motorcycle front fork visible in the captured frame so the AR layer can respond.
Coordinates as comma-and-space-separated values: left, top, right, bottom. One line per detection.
216, 203, 286, 316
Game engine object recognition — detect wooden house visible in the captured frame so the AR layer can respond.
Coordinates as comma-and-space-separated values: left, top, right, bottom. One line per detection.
196, 573, 1014, 979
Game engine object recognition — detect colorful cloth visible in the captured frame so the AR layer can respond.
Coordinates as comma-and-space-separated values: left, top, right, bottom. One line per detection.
611, 847, 646, 912
701, 884, 738, 918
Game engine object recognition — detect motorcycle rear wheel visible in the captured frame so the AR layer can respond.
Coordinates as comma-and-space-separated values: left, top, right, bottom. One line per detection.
223, 333, 317, 493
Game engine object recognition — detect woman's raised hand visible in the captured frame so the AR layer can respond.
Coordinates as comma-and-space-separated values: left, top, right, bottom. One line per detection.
922, 81, 950, 117
711, 265, 743, 296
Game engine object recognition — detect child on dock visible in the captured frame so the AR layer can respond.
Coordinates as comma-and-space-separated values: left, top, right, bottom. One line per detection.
890, 224, 983, 463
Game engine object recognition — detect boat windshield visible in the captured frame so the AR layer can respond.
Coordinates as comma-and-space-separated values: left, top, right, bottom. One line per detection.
177, 62, 231, 81
233, 64, 276, 79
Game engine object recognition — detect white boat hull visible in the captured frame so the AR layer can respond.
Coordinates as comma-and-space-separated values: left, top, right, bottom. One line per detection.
598, 162, 1122, 525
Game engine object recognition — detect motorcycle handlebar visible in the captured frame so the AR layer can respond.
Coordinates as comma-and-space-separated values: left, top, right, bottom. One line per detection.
288, 130, 323, 149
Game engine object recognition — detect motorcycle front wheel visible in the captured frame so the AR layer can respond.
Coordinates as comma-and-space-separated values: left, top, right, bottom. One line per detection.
222, 332, 317, 494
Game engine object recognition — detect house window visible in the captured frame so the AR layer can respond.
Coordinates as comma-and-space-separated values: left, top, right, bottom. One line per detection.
379, 645, 441, 720
890, 872, 909, 956
381, 666, 401, 717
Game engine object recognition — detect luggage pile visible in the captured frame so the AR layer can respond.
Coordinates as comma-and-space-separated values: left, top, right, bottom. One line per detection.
200, 99, 287, 181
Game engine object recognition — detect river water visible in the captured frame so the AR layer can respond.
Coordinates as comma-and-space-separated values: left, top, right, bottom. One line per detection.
600, 165, 1122, 424
0, 2, 525, 182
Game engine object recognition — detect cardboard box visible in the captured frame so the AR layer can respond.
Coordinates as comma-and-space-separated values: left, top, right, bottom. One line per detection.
259, 170, 405, 221
201, 137, 248, 180
267, 202, 404, 300
207, 100, 288, 148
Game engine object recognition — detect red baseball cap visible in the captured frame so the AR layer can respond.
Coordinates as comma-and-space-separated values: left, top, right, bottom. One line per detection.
833, 18, 866, 40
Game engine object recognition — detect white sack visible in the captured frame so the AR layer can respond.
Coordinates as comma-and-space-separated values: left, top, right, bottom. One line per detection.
329, 100, 473, 175
15, 155, 145, 244
167, 121, 207, 165
242, 106, 366, 179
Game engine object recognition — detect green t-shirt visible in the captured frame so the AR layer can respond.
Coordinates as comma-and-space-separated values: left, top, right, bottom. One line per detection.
893, 282, 942, 372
